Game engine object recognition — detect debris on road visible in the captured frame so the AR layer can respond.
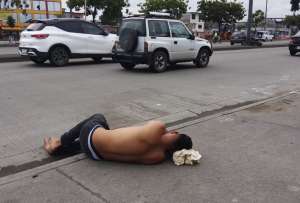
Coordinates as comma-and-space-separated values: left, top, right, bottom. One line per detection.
173, 149, 202, 166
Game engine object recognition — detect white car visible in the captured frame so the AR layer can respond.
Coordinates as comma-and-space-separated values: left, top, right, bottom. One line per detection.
256, 31, 274, 42
112, 13, 213, 73
19, 19, 117, 66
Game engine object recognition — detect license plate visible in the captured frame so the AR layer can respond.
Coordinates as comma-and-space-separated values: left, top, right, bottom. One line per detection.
21, 49, 28, 54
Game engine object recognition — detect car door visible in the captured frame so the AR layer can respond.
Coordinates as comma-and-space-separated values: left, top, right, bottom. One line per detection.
81, 22, 113, 54
147, 19, 174, 58
169, 21, 195, 61
55, 21, 88, 54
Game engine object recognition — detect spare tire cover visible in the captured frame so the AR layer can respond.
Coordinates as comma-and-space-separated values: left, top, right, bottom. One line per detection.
119, 28, 138, 53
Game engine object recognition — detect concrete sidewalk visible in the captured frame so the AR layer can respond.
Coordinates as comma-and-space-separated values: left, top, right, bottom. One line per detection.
0, 40, 289, 63
0, 92, 299, 203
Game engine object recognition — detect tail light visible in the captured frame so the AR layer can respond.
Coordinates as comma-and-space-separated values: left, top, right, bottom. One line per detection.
31, 34, 49, 39
144, 41, 148, 53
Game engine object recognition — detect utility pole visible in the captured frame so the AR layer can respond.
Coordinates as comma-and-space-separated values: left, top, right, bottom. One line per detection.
264, 0, 268, 30
84, 0, 87, 20
246, 0, 253, 43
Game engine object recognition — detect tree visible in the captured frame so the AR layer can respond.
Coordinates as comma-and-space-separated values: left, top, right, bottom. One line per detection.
101, 0, 129, 25
291, 0, 300, 16
6, 16, 16, 27
139, 0, 188, 19
285, 15, 300, 29
198, 0, 245, 32
66, 0, 84, 17
253, 10, 265, 31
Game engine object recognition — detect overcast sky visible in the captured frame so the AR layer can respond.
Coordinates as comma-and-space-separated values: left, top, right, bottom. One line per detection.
128, 0, 292, 19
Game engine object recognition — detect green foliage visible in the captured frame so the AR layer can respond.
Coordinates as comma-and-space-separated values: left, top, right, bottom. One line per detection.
290, 0, 300, 15
197, 0, 245, 32
6, 16, 16, 27
66, 0, 84, 11
285, 15, 300, 28
66, 0, 128, 24
101, 0, 128, 25
139, 0, 188, 19
253, 10, 265, 29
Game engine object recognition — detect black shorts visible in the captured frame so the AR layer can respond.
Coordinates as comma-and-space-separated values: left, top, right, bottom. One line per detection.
79, 115, 109, 160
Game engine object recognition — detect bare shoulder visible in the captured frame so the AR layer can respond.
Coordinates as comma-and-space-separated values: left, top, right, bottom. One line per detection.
146, 120, 166, 131
142, 120, 167, 144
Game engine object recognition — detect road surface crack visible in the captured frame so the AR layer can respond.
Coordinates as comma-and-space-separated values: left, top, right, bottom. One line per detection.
56, 168, 110, 203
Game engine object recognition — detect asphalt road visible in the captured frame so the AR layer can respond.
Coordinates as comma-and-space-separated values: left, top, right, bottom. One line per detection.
0, 47, 299, 169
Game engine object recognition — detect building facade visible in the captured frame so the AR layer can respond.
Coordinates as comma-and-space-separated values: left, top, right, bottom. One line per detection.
0, 0, 62, 31
181, 12, 205, 37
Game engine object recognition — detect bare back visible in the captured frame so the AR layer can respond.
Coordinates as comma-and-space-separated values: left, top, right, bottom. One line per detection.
92, 121, 169, 164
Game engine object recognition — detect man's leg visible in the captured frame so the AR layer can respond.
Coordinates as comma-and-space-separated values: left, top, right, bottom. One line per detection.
44, 114, 108, 155
60, 114, 108, 146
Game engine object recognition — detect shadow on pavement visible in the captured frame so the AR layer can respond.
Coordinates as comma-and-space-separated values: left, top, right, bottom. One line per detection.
22, 59, 115, 69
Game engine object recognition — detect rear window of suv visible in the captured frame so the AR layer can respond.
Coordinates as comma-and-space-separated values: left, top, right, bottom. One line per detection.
119, 19, 146, 36
55, 21, 83, 33
26, 23, 45, 31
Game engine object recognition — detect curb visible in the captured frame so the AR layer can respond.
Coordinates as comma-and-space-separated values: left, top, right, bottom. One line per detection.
0, 43, 289, 64
0, 90, 297, 185
0, 55, 29, 63
213, 43, 288, 51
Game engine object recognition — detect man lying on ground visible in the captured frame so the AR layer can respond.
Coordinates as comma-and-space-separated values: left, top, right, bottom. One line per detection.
44, 114, 193, 164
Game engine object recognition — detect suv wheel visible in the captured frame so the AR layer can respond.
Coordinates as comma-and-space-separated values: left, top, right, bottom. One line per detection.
49, 46, 69, 67
150, 51, 169, 73
120, 62, 135, 70
194, 49, 210, 68
290, 50, 296, 56
30, 57, 47, 64
92, 57, 103, 63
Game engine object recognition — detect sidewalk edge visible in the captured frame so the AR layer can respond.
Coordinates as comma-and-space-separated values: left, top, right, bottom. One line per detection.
0, 90, 297, 185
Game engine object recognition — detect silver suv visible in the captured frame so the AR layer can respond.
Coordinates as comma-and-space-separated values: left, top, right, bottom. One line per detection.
113, 13, 213, 73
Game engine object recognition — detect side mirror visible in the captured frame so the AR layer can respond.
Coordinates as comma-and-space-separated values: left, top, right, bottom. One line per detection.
188, 34, 195, 40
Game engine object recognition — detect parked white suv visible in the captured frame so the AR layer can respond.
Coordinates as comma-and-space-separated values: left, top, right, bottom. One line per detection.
256, 31, 274, 42
112, 14, 213, 73
19, 19, 117, 66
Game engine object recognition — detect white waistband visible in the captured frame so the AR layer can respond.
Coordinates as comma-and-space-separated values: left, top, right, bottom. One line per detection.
87, 125, 101, 160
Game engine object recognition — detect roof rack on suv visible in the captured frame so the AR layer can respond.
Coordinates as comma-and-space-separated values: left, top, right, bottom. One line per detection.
125, 12, 175, 19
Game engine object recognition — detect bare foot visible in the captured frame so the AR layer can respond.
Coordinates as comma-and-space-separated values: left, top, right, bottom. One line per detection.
43, 137, 61, 155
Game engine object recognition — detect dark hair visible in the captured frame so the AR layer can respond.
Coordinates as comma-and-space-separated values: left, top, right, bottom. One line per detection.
173, 134, 193, 151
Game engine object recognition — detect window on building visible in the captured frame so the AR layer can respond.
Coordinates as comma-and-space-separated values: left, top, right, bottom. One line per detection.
192, 14, 196, 20
33, 1, 46, 10
47, 2, 61, 12
148, 20, 170, 37
198, 24, 202, 29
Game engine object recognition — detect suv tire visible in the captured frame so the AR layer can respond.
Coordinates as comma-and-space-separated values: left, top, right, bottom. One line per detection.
290, 50, 296, 56
30, 57, 47, 64
120, 62, 135, 70
194, 49, 210, 68
92, 57, 103, 63
49, 46, 69, 67
119, 28, 138, 53
150, 51, 169, 73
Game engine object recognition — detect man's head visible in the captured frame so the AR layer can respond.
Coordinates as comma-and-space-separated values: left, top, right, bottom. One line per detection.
164, 133, 193, 159
172, 133, 193, 151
